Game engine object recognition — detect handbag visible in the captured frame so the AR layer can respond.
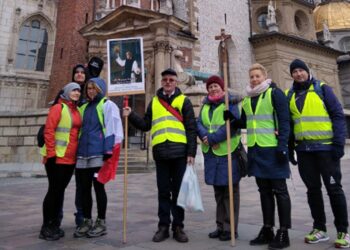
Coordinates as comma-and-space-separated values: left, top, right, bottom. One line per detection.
236, 143, 248, 177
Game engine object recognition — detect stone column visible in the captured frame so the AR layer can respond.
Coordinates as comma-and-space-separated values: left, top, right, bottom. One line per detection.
106, 0, 110, 9
111, 0, 116, 9
151, 0, 154, 10
153, 41, 169, 91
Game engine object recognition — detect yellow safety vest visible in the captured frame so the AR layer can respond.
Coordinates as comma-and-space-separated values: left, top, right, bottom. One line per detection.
242, 88, 278, 147
79, 97, 106, 135
40, 103, 72, 157
151, 95, 187, 146
200, 103, 240, 156
288, 83, 333, 144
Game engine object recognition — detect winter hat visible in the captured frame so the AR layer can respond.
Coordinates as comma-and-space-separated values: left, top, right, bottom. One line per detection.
290, 59, 310, 75
60, 82, 81, 101
88, 57, 104, 78
161, 68, 177, 77
206, 75, 224, 90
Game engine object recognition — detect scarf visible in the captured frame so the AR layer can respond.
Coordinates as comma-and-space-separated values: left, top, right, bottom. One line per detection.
208, 93, 225, 103
246, 79, 271, 97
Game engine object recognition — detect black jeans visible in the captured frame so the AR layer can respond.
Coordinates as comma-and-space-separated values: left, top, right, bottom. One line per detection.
155, 157, 187, 230
76, 167, 107, 219
255, 178, 291, 229
297, 151, 349, 232
213, 184, 240, 232
42, 163, 74, 226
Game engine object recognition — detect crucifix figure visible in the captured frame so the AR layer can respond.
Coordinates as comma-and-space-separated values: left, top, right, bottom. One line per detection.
214, 28, 236, 247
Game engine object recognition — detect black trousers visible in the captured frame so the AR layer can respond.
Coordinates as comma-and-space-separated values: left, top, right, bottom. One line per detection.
213, 184, 240, 232
76, 167, 107, 220
155, 157, 187, 230
255, 178, 291, 229
42, 163, 74, 226
297, 151, 349, 233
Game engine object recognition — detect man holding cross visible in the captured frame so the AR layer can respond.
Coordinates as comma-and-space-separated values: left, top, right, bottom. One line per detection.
123, 68, 197, 243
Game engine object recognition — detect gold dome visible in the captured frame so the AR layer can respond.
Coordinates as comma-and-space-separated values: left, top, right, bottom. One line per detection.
314, 1, 350, 32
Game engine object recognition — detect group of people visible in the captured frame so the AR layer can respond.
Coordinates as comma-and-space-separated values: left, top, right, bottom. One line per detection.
39, 57, 123, 241
124, 59, 349, 249
39, 57, 349, 250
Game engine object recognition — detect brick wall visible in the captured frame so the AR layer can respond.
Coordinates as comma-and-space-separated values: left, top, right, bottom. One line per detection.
48, 0, 94, 103
0, 110, 47, 164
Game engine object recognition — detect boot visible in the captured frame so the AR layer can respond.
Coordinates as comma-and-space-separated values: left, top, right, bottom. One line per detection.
173, 227, 189, 243
73, 218, 92, 238
39, 224, 60, 241
208, 229, 223, 238
268, 229, 290, 249
219, 231, 231, 241
250, 226, 275, 245
152, 226, 169, 242
87, 218, 107, 238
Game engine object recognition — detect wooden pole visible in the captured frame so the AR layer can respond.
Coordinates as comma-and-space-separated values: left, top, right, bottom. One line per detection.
122, 96, 129, 244
215, 29, 235, 247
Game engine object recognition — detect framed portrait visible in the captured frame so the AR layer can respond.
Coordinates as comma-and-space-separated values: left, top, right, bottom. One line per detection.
107, 37, 145, 96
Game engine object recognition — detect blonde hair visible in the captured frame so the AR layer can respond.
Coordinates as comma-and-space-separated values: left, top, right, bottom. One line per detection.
249, 63, 267, 77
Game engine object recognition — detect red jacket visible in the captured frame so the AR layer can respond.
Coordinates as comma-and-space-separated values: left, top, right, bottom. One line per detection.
43, 99, 82, 165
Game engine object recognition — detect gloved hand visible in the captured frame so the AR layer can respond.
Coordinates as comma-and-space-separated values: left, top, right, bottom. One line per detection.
288, 150, 298, 165
276, 149, 288, 163
103, 154, 112, 161
46, 156, 56, 166
331, 144, 344, 161
223, 110, 235, 121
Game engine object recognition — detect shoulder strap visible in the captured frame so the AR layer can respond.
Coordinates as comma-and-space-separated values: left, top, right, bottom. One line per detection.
158, 98, 183, 123
313, 80, 324, 101
286, 87, 294, 103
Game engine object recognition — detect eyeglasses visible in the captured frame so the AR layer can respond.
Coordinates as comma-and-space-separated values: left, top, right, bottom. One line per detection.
161, 78, 176, 83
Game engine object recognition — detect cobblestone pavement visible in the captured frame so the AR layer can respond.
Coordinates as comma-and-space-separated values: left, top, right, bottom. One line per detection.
0, 159, 350, 250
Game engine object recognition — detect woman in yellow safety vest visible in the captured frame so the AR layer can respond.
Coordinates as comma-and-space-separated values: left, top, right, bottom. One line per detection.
39, 82, 82, 241
197, 75, 243, 241
233, 63, 291, 249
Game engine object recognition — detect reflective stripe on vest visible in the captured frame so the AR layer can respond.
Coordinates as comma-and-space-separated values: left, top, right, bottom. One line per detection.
40, 103, 72, 157
151, 95, 187, 146
78, 97, 106, 136
200, 103, 240, 156
288, 83, 333, 144
242, 88, 278, 147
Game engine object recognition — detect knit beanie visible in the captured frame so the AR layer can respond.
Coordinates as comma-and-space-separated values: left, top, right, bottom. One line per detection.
206, 75, 224, 90
60, 82, 81, 101
88, 57, 104, 78
290, 59, 310, 75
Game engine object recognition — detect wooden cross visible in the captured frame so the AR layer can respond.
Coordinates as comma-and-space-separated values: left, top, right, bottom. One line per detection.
215, 29, 231, 64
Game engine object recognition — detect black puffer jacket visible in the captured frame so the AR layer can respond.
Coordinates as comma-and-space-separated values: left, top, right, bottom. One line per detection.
128, 87, 197, 161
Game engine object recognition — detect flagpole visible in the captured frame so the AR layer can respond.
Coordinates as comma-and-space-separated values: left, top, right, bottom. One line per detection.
122, 95, 129, 244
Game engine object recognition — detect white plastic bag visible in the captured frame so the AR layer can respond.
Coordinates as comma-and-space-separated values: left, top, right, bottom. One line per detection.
177, 165, 204, 212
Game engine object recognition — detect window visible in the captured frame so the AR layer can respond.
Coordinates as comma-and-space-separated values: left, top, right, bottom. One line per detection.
257, 12, 268, 30
340, 37, 350, 52
126, 0, 140, 8
15, 19, 48, 71
294, 10, 309, 33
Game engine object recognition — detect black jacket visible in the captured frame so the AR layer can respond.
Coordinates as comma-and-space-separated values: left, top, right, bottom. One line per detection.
129, 87, 197, 161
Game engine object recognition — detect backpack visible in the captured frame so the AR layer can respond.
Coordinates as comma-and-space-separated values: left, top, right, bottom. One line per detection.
286, 80, 324, 103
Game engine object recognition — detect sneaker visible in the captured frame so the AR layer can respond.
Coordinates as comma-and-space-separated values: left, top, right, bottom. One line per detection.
250, 226, 275, 245
87, 218, 107, 238
73, 218, 92, 238
39, 225, 60, 241
268, 229, 290, 249
152, 226, 169, 242
304, 229, 329, 244
335, 232, 350, 248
